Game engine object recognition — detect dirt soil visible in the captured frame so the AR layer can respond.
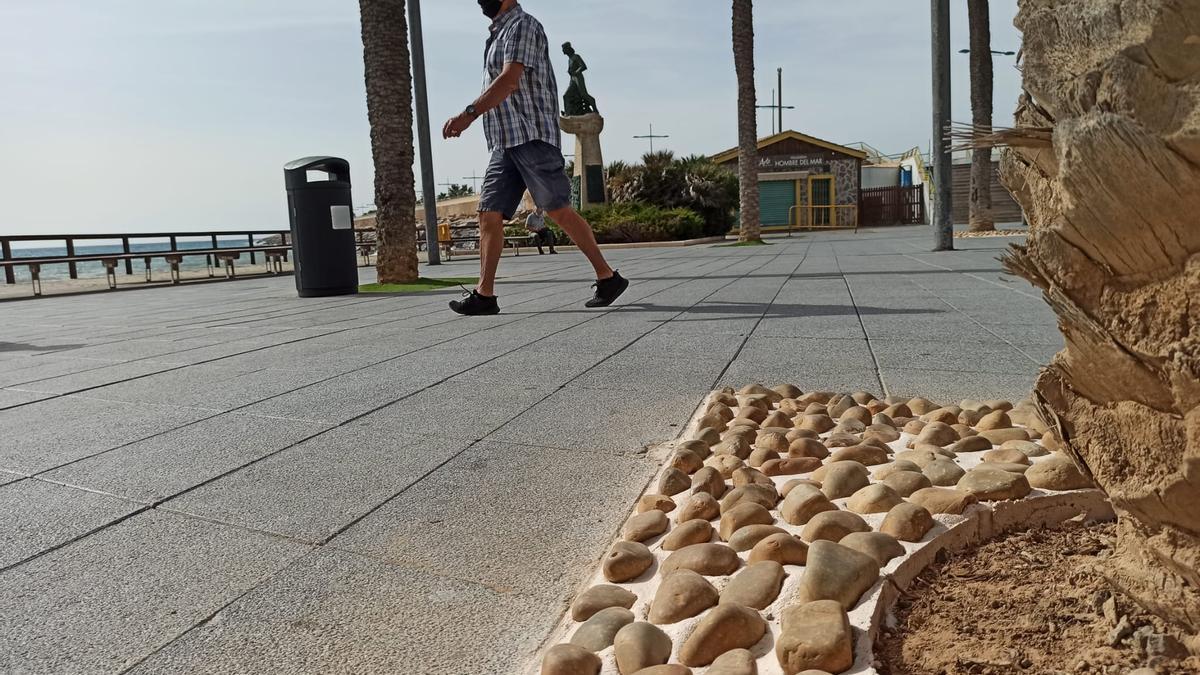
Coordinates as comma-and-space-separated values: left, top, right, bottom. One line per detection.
877, 522, 1200, 675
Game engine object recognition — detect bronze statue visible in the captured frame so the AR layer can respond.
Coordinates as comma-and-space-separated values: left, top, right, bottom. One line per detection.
562, 42, 599, 116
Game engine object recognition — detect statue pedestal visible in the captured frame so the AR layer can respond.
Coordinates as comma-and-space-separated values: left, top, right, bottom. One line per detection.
559, 113, 606, 210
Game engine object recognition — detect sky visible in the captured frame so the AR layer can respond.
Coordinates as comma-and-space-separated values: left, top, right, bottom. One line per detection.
0, 0, 1023, 238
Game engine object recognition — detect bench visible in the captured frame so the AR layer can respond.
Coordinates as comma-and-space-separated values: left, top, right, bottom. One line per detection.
438, 235, 536, 260
0, 245, 292, 297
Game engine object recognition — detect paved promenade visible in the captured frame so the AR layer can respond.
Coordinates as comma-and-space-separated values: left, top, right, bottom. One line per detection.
0, 226, 1059, 674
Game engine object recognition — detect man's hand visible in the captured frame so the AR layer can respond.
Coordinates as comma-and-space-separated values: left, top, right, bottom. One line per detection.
442, 112, 474, 139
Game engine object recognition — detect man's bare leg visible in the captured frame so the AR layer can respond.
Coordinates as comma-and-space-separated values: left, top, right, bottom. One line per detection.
546, 206, 614, 280
477, 210, 506, 297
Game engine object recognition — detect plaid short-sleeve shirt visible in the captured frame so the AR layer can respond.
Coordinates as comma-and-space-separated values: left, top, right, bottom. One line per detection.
482, 6, 561, 151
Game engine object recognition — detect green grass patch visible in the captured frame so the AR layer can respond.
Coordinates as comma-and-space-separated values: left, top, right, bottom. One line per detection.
359, 277, 477, 294
716, 239, 774, 247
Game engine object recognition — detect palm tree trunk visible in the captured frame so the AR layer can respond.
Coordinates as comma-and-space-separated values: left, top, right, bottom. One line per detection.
1001, 0, 1200, 633
732, 0, 760, 242
967, 0, 994, 232
360, 0, 419, 283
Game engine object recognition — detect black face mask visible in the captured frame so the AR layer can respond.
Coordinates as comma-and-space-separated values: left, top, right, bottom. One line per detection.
479, 0, 503, 19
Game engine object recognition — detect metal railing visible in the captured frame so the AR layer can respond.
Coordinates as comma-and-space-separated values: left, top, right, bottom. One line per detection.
787, 204, 860, 234
1, 230, 290, 285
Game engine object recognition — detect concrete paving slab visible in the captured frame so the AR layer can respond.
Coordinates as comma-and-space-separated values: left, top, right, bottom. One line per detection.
0, 479, 144, 569
870, 337, 1036, 374
10, 359, 186, 395
361, 379, 557, 441
0, 472, 22, 487
0, 388, 55, 410
0, 356, 126, 388
162, 430, 473, 542
0, 510, 310, 675
332, 440, 653, 598
716, 363, 884, 396
486, 384, 700, 454
0, 396, 216, 475
80, 364, 332, 412
881, 367, 1036, 403
124, 547, 554, 675
42, 413, 332, 504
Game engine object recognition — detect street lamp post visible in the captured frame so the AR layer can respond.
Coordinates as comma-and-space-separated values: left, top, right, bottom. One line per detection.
408, 0, 441, 265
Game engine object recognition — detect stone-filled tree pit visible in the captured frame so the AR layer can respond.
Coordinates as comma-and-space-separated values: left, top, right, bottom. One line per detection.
536, 385, 1121, 675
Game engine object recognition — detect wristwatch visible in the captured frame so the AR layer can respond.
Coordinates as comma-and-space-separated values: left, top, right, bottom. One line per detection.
465, 104, 479, 119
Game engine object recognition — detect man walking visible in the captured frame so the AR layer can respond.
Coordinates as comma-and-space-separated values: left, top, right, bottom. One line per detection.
442, 0, 628, 316
525, 208, 557, 254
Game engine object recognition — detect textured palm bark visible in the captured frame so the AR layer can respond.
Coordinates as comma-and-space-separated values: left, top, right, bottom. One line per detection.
732, 0, 760, 242
968, 0, 995, 232
360, 0, 419, 283
1000, 0, 1200, 633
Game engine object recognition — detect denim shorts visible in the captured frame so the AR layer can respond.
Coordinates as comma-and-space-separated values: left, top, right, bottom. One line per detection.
478, 140, 572, 219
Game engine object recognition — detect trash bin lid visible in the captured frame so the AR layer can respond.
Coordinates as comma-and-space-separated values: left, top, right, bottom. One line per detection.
284, 156, 350, 189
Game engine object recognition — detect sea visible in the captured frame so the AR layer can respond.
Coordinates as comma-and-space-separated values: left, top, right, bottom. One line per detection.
3, 238, 280, 283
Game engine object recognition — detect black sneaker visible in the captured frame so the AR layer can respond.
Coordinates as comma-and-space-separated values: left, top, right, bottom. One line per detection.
449, 289, 500, 316
586, 271, 629, 308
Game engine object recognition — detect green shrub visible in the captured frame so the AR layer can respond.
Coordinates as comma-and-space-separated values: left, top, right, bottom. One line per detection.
549, 203, 704, 244
607, 153, 738, 237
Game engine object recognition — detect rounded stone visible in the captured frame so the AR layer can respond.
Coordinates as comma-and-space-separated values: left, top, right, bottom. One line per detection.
720, 483, 779, 513
773, 383, 803, 399
788, 437, 830, 460
762, 410, 794, 429
762, 456, 822, 476
828, 443, 889, 467
815, 461, 871, 500
648, 569, 719, 624
911, 421, 959, 447
721, 560, 785, 609
728, 524, 788, 552
707, 648, 757, 675
638, 494, 676, 514
838, 531, 906, 565
958, 408, 984, 426
872, 412, 896, 426
748, 532, 809, 565
690, 466, 727, 498
902, 419, 927, 435
660, 543, 741, 576
1026, 453, 1094, 491
542, 643, 602, 675
776, 599, 854, 675
786, 428, 820, 442
978, 427, 1031, 445
907, 397, 937, 415
921, 408, 959, 425
662, 519, 715, 551
923, 457, 966, 487
677, 492, 721, 522
947, 435, 992, 453
826, 395, 854, 419
571, 584, 638, 621
883, 470, 934, 497
840, 405, 873, 425
801, 510, 871, 543
982, 448, 1031, 465
714, 437, 753, 460
883, 402, 912, 418
894, 449, 937, 468
624, 510, 670, 542
669, 449, 704, 475
614, 622, 673, 674
823, 432, 861, 448
799, 414, 836, 433
720, 502, 774, 541
846, 483, 905, 514
658, 468, 693, 496
706, 454, 746, 478
879, 502, 935, 542
780, 484, 838, 525
732, 466, 775, 488
908, 487, 979, 515
780, 478, 822, 497
678, 603, 767, 667
693, 427, 722, 447
1001, 439, 1050, 457
570, 606, 635, 651
804, 402, 828, 415
677, 439, 713, 460
748, 446, 781, 468
976, 461, 1030, 474
736, 407, 768, 424
976, 409, 1013, 430
872, 460, 923, 479
863, 424, 901, 444
795, 540, 881, 610
603, 541, 654, 582
698, 413, 728, 433
632, 666, 693, 675
956, 468, 1032, 501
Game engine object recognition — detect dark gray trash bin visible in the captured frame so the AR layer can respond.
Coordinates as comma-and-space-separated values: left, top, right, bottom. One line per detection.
284, 156, 358, 297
